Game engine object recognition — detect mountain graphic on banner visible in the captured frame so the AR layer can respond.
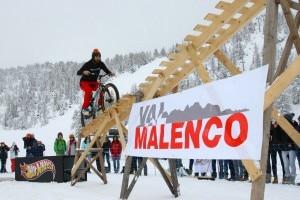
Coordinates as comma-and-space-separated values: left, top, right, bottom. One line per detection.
161, 102, 249, 123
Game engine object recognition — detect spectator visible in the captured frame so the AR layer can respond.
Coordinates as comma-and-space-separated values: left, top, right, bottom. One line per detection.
31, 133, 38, 149
54, 132, 66, 156
110, 136, 122, 173
91, 136, 101, 172
131, 156, 138, 174
189, 159, 194, 172
194, 159, 212, 177
22, 133, 33, 149
81, 136, 92, 172
26, 146, 34, 157
0, 142, 10, 173
102, 135, 111, 172
66, 134, 77, 156
266, 121, 285, 184
9, 142, 19, 172
296, 115, 300, 170
211, 160, 224, 179
281, 113, 298, 184
226, 160, 236, 181
33, 141, 45, 157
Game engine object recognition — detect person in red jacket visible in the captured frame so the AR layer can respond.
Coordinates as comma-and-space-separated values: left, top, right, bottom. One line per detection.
77, 48, 115, 116
110, 136, 122, 173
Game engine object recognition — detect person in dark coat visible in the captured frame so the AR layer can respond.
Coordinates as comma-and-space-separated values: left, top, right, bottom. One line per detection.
0, 142, 10, 173
33, 141, 45, 157
102, 136, 111, 172
22, 133, 33, 149
266, 121, 285, 184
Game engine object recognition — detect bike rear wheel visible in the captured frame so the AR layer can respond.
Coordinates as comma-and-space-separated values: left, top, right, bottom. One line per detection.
101, 83, 120, 111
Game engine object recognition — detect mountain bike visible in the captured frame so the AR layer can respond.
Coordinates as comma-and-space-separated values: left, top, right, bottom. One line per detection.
81, 73, 120, 127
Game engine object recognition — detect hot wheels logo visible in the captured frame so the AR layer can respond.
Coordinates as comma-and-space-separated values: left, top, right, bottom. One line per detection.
20, 159, 56, 180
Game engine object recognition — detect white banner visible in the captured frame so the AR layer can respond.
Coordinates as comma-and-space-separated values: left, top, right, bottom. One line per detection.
125, 66, 268, 160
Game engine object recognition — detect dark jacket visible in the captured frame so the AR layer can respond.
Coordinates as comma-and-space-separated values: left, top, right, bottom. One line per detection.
0, 144, 10, 159
22, 137, 34, 149
280, 117, 297, 151
77, 60, 111, 82
32, 144, 45, 157
269, 124, 282, 144
102, 139, 111, 154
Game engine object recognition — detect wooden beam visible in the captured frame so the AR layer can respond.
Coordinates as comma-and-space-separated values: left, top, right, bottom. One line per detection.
272, 108, 300, 146
264, 55, 300, 110
251, 1, 278, 200
186, 44, 212, 83
121, 157, 148, 199
275, 11, 300, 78
280, 0, 300, 53
111, 108, 126, 150
214, 49, 242, 75
72, 117, 110, 176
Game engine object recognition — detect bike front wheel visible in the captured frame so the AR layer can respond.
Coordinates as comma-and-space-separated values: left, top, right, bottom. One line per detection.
101, 83, 120, 111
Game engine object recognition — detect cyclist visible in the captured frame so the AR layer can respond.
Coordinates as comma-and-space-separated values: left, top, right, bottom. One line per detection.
77, 48, 115, 116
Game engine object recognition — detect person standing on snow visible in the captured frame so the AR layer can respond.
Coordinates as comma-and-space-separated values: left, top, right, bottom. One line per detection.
9, 142, 19, 172
0, 142, 10, 173
54, 132, 67, 156
66, 134, 77, 156
110, 136, 122, 173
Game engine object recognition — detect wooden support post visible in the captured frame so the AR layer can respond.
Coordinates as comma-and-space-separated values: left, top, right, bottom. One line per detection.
251, 1, 278, 200
274, 11, 300, 78
120, 157, 148, 199
168, 159, 179, 197
120, 156, 132, 199
150, 158, 177, 196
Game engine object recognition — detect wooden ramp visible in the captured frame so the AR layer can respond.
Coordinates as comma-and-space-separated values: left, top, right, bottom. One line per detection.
72, 0, 300, 199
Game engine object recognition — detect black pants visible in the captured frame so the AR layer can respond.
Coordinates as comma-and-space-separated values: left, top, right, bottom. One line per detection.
0, 158, 7, 173
266, 144, 285, 176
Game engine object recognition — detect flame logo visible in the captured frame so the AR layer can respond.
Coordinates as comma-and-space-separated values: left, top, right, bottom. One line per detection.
20, 159, 56, 180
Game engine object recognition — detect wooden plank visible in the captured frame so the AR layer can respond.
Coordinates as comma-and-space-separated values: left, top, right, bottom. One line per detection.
264, 55, 300, 110
242, 160, 262, 182
286, 0, 300, 11
196, 62, 212, 83
272, 108, 300, 146
168, 159, 179, 197
193, 24, 207, 32
143, 74, 164, 100
120, 156, 132, 199
215, 1, 231, 10
156, 63, 195, 96
122, 157, 148, 199
204, 13, 219, 22
214, 49, 242, 75
198, 0, 266, 61
111, 108, 126, 151
187, 0, 251, 47
274, 11, 300, 77
280, 0, 300, 53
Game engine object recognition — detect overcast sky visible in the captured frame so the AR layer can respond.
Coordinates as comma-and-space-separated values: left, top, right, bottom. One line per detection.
0, 0, 220, 68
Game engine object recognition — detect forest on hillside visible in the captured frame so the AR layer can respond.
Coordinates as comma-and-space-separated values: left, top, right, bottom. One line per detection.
0, 12, 299, 130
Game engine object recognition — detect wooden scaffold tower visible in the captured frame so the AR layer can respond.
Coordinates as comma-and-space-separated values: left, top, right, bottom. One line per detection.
71, 0, 300, 199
